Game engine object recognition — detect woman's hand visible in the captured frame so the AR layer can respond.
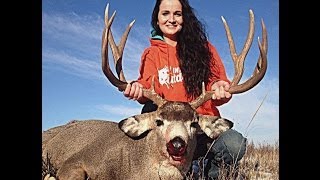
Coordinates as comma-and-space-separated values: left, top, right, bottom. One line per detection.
123, 81, 144, 101
211, 80, 232, 100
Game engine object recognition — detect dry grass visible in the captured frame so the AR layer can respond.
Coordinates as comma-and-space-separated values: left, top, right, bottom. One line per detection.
42, 141, 279, 180
239, 141, 279, 180
186, 140, 279, 180
42, 153, 57, 179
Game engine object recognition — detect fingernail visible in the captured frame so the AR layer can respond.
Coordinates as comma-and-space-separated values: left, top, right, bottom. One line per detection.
212, 94, 216, 99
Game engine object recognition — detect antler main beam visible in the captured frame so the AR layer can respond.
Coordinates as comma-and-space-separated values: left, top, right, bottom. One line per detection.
101, 4, 167, 107
101, 4, 127, 90
225, 9, 268, 94
190, 10, 268, 109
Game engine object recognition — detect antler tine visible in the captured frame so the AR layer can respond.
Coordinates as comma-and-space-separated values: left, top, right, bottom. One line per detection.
190, 83, 214, 109
253, 19, 268, 76
101, 3, 127, 91
101, 4, 166, 107
190, 10, 268, 109
142, 77, 167, 107
230, 20, 267, 94
108, 20, 136, 82
221, 9, 255, 87
229, 16, 268, 94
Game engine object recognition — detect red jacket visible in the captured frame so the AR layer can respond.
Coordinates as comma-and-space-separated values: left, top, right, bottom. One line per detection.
137, 39, 231, 116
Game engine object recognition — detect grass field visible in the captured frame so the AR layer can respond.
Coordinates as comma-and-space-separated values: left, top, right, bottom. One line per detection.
186, 141, 279, 180
43, 140, 279, 180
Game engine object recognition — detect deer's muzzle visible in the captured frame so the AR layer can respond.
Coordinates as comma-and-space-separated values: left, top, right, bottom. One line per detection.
166, 137, 187, 159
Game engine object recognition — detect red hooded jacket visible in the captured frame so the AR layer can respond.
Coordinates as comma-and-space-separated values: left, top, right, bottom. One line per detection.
137, 39, 231, 116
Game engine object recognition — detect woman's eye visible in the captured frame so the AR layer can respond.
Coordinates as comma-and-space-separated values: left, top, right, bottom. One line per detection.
162, 12, 169, 16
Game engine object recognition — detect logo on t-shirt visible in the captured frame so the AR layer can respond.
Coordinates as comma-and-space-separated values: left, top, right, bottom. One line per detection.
158, 66, 183, 88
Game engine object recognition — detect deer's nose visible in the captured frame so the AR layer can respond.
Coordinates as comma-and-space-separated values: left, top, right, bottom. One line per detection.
167, 137, 186, 156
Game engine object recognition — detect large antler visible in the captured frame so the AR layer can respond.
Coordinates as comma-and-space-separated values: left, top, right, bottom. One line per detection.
101, 4, 167, 107
190, 9, 268, 109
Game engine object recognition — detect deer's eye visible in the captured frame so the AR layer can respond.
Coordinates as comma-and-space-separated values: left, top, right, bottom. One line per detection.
156, 119, 164, 126
190, 122, 199, 129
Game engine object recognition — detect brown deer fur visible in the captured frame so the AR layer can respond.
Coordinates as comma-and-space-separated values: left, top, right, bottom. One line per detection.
42, 102, 233, 180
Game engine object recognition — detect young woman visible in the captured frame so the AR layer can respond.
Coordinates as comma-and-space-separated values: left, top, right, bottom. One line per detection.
124, 0, 246, 179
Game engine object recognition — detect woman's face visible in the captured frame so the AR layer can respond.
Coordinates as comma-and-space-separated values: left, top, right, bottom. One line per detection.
158, 0, 183, 40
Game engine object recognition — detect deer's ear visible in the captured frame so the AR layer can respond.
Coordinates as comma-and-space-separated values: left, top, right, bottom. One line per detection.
118, 112, 156, 138
198, 115, 233, 139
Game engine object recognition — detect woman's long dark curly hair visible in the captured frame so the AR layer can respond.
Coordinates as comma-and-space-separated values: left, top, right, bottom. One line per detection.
151, 0, 214, 98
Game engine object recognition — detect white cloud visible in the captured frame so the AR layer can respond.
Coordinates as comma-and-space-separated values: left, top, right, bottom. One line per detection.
42, 12, 103, 41
96, 104, 141, 117
42, 11, 148, 82
42, 49, 103, 80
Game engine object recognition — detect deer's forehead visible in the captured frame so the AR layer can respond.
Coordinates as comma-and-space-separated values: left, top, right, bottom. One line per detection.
158, 102, 197, 122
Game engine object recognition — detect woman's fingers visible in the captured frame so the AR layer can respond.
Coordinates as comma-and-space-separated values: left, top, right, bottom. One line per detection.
132, 83, 141, 100
123, 82, 143, 100
219, 86, 226, 99
211, 80, 231, 100
225, 91, 231, 99
123, 83, 132, 98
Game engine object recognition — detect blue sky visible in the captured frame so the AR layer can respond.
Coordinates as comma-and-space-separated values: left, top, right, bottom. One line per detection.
42, 0, 279, 144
